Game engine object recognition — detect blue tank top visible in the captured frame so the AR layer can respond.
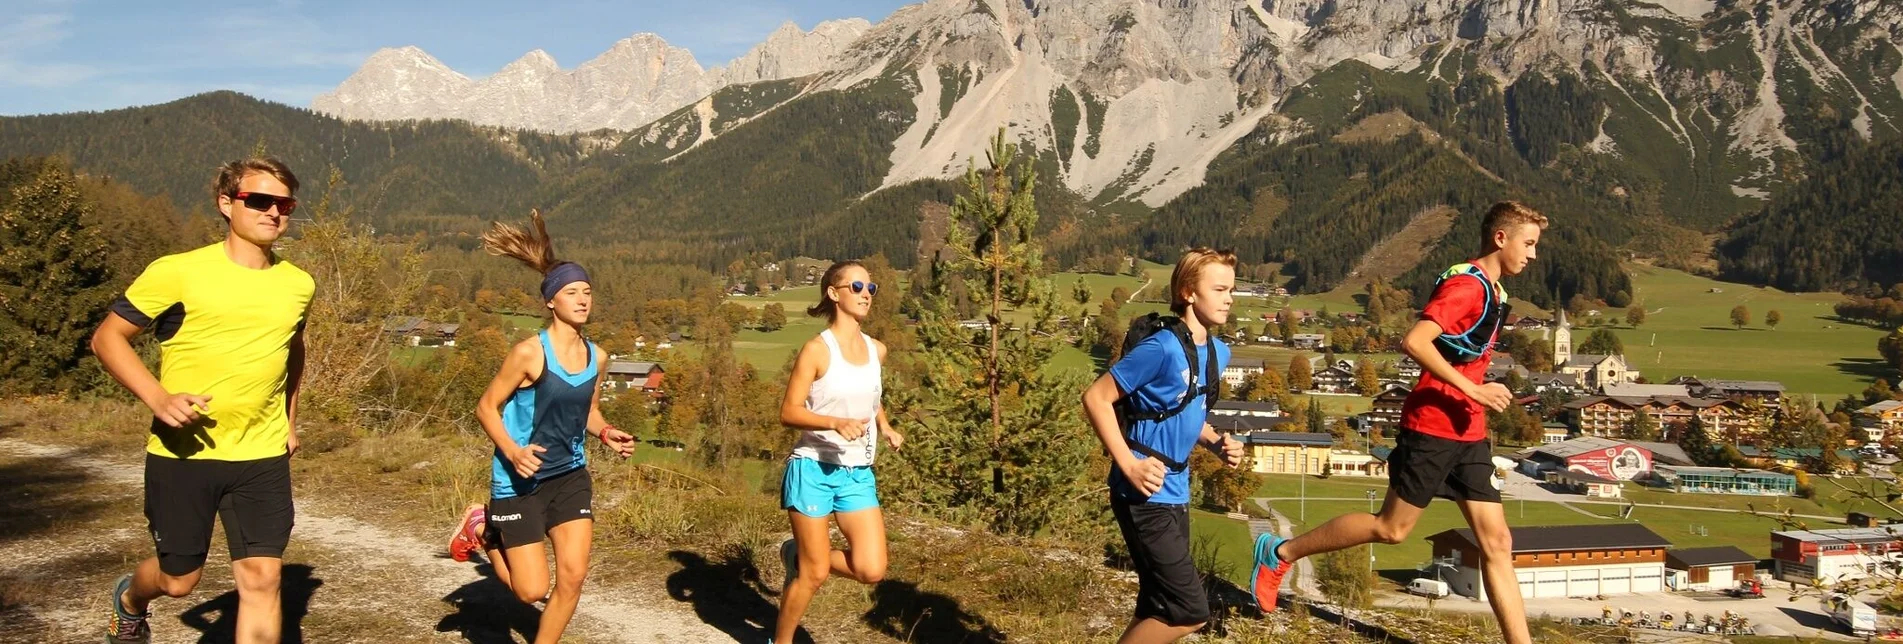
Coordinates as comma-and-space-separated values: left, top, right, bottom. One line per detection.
491, 330, 598, 498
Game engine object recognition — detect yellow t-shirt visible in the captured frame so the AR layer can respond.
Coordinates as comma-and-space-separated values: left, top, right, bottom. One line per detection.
110, 243, 314, 460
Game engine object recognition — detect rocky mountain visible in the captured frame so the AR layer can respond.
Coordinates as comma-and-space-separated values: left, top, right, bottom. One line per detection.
8, 0, 1899, 302
777, 0, 1898, 210
311, 19, 871, 133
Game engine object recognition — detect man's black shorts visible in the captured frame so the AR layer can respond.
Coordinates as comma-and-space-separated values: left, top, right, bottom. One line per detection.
144, 453, 294, 576
486, 466, 593, 550
1111, 497, 1211, 627
1387, 429, 1502, 509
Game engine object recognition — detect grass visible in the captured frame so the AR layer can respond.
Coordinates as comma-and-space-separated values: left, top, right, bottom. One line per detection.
1571, 263, 1890, 397
1273, 498, 1625, 572
1252, 471, 1861, 571
1190, 509, 1258, 586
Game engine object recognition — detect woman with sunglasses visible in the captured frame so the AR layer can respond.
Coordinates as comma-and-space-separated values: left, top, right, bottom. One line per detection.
444, 210, 636, 644
772, 260, 903, 644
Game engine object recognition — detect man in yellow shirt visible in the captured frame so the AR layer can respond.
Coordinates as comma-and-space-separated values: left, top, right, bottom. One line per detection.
91, 157, 314, 644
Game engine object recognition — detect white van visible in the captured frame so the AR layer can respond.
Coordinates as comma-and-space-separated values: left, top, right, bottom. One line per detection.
1408, 578, 1450, 598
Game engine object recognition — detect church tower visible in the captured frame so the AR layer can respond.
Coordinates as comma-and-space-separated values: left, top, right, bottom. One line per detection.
1553, 306, 1572, 367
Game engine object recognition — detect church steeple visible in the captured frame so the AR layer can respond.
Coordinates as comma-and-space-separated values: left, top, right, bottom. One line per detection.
1553, 304, 1572, 367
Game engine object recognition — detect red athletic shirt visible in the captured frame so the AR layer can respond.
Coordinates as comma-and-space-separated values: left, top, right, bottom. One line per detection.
1400, 266, 1503, 442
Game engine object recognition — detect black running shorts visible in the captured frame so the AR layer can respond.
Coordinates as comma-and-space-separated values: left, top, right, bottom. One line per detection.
1112, 497, 1211, 627
1386, 428, 1502, 509
486, 467, 593, 550
144, 453, 295, 576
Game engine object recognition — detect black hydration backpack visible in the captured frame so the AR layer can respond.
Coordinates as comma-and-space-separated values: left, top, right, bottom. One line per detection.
1110, 312, 1220, 472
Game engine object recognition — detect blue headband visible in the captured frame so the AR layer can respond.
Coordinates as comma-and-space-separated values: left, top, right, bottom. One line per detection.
540, 262, 590, 301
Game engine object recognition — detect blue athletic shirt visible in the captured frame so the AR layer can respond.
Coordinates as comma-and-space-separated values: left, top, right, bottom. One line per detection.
491, 330, 598, 498
1107, 330, 1230, 505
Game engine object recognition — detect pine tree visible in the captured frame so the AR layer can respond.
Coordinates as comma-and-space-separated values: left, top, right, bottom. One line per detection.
1622, 409, 1661, 442
882, 130, 1094, 536
1678, 414, 1713, 464
0, 160, 114, 393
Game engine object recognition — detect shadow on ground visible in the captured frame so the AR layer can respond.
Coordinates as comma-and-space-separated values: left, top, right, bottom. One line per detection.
178, 563, 323, 643
436, 562, 545, 644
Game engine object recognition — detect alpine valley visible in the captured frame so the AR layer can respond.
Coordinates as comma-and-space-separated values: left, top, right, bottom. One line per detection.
3, 0, 1899, 304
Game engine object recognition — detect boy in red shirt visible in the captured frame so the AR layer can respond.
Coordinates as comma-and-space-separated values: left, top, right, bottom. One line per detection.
1250, 201, 1546, 644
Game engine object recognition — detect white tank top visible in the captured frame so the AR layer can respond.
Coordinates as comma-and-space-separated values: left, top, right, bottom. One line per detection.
790, 329, 883, 467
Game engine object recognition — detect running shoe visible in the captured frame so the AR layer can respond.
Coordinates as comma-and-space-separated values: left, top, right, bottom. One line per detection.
449, 503, 487, 563
779, 538, 799, 589
1251, 533, 1294, 612
105, 574, 150, 644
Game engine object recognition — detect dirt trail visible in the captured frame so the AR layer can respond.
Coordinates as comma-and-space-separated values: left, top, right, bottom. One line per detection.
0, 438, 731, 643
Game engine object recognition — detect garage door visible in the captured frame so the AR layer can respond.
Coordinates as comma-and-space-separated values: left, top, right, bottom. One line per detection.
1602, 567, 1631, 594
1632, 566, 1662, 592
1569, 569, 1600, 597
1705, 567, 1733, 590
1517, 571, 1535, 598
1536, 570, 1568, 598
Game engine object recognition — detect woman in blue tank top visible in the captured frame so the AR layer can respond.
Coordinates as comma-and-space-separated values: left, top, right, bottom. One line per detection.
446, 210, 636, 644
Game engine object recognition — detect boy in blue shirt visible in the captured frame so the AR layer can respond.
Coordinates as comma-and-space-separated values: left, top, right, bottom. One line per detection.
1082, 247, 1247, 643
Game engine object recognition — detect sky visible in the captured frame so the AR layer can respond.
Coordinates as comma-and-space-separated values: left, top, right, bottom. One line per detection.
0, 0, 916, 116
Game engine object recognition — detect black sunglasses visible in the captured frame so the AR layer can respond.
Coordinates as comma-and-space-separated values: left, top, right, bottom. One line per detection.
232, 191, 297, 216
833, 280, 877, 296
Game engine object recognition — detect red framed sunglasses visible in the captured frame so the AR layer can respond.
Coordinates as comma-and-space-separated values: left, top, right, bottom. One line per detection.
231, 191, 297, 216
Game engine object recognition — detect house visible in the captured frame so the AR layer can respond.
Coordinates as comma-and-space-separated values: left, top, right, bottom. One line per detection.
1291, 333, 1327, 350
1311, 366, 1355, 393
1562, 395, 1751, 440
1856, 400, 1903, 442
1208, 415, 1299, 434
1397, 357, 1422, 380
957, 319, 994, 331
1624, 441, 1698, 467
1514, 437, 1653, 481
1210, 400, 1282, 418
1325, 449, 1388, 477
1602, 383, 1691, 398
1670, 377, 1787, 416
1664, 546, 1758, 592
1223, 357, 1268, 388
603, 361, 665, 393
1541, 422, 1571, 444
1528, 372, 1585, 395
1650, 465, 1796, 496
1242, 431, 1334, 475
1485, 362, 1531, 385
1770, 527, 1903, 585
1370, 385, 1410, 436
382, 316, 459, 347
1544, 469, 1623, 498
1427, 524, 1671, 600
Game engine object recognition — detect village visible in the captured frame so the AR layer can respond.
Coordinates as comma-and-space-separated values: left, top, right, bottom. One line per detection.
1215, 307, 1903, 640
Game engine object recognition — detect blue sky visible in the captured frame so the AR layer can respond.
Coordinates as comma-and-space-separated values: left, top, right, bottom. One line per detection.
0, 0, 914, 116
